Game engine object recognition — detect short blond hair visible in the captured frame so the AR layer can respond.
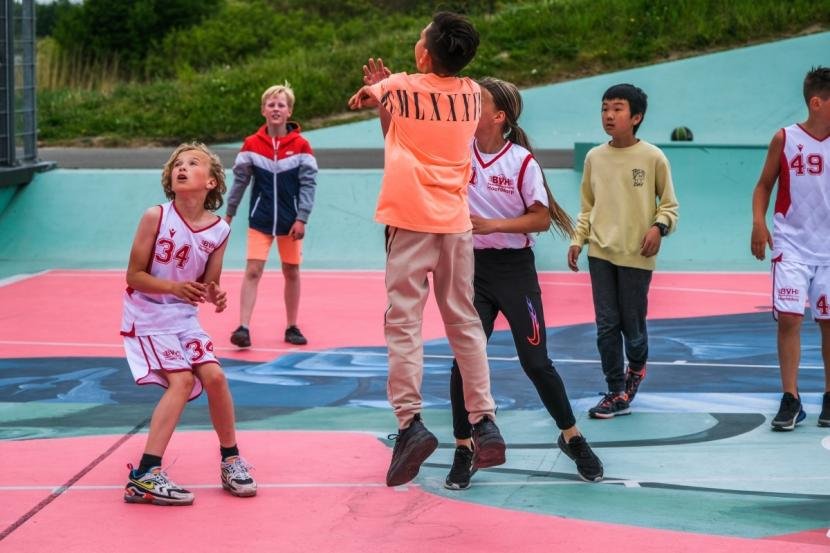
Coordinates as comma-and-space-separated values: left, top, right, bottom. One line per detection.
261, 82, 295, 108
161, 142, 226, 212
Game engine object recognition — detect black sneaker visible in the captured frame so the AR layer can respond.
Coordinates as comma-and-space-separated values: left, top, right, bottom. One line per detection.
557, 434, 604, 482
624, 365, 646, 401
771, 392, 806, 431
230, 326, 251, 348
471, 416, 506, 469
819, 392, 830, 428
284, 325, 308, 345
386, 415, 438, 487
588, 392, 631, 419
444, 445, 477, 490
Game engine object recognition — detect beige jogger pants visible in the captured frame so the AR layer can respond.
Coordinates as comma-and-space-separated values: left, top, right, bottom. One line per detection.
384, 226, 496, 429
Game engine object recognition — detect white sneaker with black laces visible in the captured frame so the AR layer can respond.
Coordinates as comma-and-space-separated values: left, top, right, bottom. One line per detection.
221, 456, 257, 497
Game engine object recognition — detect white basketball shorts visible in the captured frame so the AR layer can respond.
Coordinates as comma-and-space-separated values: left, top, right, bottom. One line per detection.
771, 254, 830, 320
123, 328, 219, 400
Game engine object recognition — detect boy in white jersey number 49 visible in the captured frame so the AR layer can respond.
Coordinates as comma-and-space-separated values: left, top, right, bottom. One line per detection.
751, 66, 830, 431
121, 143, 256, 505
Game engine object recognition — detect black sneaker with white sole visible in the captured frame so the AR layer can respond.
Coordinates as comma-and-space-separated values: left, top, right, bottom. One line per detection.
818, 392, 830, 428
444, 445, 477, 490
771, 392, 806, 431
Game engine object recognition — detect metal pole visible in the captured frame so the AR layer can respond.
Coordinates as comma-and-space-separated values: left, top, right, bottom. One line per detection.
0, 0, 15, 167
21, 0, 36, 162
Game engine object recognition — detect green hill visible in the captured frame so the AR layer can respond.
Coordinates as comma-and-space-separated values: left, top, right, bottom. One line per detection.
38, 0, 829, 145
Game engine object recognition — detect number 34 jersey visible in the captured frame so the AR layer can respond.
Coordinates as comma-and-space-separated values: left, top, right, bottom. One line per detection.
773, 123, 830, 265
121, 201, 231, 336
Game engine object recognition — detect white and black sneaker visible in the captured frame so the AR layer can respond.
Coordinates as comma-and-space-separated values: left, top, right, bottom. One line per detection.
444, 445, 476, 490
221, 456, 257, 497
771, 392, 806, 431
124, 465, 194, 506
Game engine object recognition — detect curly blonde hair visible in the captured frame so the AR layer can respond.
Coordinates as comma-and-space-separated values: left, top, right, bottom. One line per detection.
160, 142, 226, 211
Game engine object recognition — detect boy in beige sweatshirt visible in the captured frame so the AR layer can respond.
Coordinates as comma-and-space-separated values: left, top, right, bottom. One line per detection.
568, 83, 679, 418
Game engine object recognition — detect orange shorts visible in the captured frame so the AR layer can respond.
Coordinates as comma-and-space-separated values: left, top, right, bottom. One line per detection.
246, 228, 303, 265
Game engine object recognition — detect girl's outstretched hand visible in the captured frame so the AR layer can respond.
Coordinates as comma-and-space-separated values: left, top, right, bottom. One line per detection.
206, 281, 227, 313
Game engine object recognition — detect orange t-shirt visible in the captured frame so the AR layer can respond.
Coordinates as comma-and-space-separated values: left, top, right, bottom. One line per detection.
369, 72, 481, 233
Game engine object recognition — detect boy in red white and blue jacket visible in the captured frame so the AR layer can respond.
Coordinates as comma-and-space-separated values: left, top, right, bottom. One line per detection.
224, 83, 318, 349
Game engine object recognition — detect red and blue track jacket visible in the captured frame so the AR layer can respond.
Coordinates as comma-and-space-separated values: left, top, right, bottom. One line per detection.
225, 123, 318, 235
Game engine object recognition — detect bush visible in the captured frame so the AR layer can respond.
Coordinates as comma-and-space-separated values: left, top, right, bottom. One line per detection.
52, 0, 223, 76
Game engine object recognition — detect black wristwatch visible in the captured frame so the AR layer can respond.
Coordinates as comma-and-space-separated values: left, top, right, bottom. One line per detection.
653, 222, 669, 237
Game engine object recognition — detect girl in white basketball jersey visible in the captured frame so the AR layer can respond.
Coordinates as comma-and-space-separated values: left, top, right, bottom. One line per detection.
121, 143, 256, 505
751, 66, 830, 431
445, 78, 603, 489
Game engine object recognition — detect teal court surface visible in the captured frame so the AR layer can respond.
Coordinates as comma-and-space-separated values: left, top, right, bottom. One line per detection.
1, 32, 829, 553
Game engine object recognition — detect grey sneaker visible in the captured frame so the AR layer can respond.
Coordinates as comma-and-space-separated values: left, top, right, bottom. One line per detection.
124, 465, 194, 506
624, 365, 646, 401
588, 392, 631, 419
221, 456, 257, 497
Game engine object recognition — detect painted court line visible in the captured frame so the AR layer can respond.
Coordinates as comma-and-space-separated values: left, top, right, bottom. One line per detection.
0, 270, 48, 288
3, 474, 829, 492
0, 339, 824, 370
0, 417, 148, 542
13, 270, 769, 297
536, 280, 769, 297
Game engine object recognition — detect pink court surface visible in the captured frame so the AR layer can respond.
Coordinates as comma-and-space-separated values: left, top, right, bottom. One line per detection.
1, 270, 828, 552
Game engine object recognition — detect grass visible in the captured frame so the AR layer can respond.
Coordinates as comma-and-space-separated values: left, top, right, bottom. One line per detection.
37, 0, 829, 145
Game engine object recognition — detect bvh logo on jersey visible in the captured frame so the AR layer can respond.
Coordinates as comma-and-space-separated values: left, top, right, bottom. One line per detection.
199, 239, 216, 254
487, 174, 515, 194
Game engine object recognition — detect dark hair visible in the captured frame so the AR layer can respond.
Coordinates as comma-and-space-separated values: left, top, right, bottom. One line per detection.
804, 66, 830, 104
602, 83, 648, 134
425, 12, 479, 76
478, 77, 574, 239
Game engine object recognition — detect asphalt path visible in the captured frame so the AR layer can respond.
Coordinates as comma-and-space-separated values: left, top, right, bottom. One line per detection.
38, 147, 574, 170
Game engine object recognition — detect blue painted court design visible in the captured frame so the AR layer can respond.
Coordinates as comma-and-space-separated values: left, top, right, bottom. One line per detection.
1, 33, 829, 552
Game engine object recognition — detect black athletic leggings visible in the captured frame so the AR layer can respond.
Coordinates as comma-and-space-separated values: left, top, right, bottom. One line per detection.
451, 247, 576, 439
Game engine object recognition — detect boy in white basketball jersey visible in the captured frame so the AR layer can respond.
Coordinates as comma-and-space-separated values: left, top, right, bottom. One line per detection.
751, 66, 830, 430
121, 143, 256, 505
